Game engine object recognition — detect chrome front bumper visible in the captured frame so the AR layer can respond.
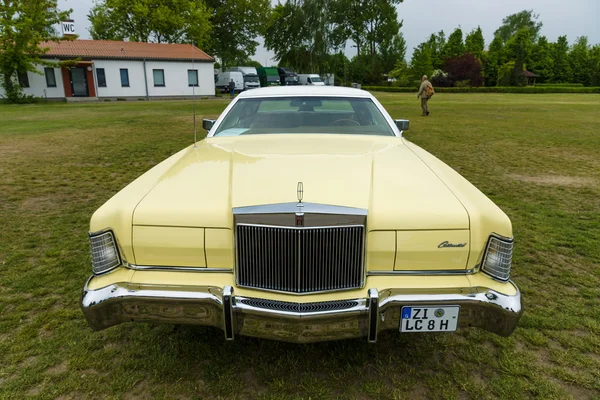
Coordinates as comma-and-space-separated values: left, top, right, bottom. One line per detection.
81, 278, 522, 343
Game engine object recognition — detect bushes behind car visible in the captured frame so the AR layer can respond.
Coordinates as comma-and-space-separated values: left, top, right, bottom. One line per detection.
363, 86, 600, 94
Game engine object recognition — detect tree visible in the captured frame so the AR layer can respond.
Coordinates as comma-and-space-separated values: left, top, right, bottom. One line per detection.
264, 0, 337, 75
590, 45, 600, 87
88, 0, 212, 47
389, 58, 410, 86
444, 53, 483, 87
482, 36, 504, 86
426, 31, 446, 70
465, 26, 485, 60
504, 27, 533, 86
204, 0, 271, 68
569, 36, 591, 86
494, 10, 542, 43
530, 36, 554, 82
0, 1, 71, 102
378, 31, 407, 73
333, 0, 403, 61
409, 42, 433, 82
552, 35, 572, 83
442, 28, 464, 60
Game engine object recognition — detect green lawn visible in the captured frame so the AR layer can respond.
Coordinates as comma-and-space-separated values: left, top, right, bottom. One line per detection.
1, 93, 599, 399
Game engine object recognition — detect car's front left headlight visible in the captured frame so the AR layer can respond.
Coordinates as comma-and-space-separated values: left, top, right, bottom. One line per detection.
89, 231, 121, 275
481, 235, 513, 281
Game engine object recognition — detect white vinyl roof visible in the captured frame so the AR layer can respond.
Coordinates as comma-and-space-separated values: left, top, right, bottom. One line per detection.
237, 86, 372, 98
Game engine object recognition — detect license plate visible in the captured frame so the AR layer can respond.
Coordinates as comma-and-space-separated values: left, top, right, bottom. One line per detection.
400, 306, 460, 332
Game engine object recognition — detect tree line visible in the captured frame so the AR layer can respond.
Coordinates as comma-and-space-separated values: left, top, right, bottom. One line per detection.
402, 10, 600, 88
2, 1, 599, 103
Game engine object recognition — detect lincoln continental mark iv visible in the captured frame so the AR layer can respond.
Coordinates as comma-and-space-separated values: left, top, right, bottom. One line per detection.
82, 86, 522, 343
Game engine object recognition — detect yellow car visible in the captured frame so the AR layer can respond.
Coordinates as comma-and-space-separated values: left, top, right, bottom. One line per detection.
82, 86, 522, 343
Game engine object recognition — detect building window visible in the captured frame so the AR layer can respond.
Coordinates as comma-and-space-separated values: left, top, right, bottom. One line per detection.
120, 69, 129, 87
96, 68, 106, 87
44, 68, 57, 87
18, 71, 30, 88
153, 69, 165, 87
188, 69, 199, 87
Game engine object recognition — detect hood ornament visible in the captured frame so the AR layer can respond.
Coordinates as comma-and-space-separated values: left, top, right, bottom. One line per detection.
296, 182, 304, 226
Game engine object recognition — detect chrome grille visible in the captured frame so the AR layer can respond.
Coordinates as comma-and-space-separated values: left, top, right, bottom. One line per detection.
236, 225, 364, 293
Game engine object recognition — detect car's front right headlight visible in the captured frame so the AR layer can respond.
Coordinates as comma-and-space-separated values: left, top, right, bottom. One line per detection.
89, 231, 121, 275
481, 235, 513, 281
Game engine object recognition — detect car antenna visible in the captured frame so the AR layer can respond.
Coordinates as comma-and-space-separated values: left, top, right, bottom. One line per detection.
192, 41, 197, 148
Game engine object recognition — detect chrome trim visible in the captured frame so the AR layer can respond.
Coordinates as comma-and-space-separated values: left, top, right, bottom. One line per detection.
81, 277, 523, 342
367, 288, 379, 343
236, 223, 364, 230
368, 269, 475, 276
234, 297, 367, 318
126, 264, 233, 273
233, 203, 367, 228
233, 202, 368, 215
223, 286, 234, 340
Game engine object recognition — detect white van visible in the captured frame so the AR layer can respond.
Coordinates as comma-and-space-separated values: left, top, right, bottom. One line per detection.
216, 71, 244, 93
298, 74, 326, 86
228, 67, 261, 90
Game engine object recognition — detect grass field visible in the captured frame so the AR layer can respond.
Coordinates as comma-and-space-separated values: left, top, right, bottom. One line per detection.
1, 93, 599, 399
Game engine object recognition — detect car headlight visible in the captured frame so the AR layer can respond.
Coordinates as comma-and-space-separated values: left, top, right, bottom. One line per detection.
481, 235, 513, 281
89, 231, 121, 275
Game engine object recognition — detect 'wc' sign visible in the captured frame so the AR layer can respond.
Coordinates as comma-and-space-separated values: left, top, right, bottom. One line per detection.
61, 20, 76, 36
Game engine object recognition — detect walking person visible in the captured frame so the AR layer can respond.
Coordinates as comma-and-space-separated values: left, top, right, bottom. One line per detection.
417, 75, 434, 116
229, 79, 236, 99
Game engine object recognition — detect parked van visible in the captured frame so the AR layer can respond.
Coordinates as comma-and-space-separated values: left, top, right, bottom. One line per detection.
216, 71, 244, 93
278, 67, 300, 85
228, 67, 260, 90
298, 74, 325, 86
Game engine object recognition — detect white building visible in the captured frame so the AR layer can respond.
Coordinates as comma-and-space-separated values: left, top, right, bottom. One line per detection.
0, 40, 215, 101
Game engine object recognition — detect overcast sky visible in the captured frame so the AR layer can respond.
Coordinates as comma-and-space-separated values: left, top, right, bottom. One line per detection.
59, 0, 599, 64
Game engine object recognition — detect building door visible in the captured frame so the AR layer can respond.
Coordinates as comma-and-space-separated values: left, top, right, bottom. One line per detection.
70, 67, 89, 97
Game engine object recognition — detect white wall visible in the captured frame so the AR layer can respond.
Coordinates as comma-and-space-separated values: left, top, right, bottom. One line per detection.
0, 59, 216, 100
93, 59, 147, 98
93, 59, 215, 98
145, 60, 215, 97
0, 64, 65, 99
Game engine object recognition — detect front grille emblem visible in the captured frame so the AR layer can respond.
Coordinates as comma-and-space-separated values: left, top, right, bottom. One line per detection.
297, 182, 304, 203
296, 182, 304, 226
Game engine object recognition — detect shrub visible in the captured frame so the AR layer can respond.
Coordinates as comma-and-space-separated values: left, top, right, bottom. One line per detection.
444, 53, 484, 87
361, 86, 600, 94
536, 83, 584, 87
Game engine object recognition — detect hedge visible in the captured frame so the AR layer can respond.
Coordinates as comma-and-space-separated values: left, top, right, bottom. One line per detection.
536, 83, 585, 87
362, 86, 600, 94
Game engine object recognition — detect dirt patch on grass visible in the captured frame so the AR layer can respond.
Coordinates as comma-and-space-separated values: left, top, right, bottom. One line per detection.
20, 355, 38, 368
47, 361, 68, 375
124, 380, 151, 400
508, 174, 597, 188
25, 385, 42, 396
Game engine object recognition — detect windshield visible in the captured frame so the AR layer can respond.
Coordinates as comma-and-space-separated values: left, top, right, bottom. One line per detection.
267, 75, 279, 82
213, 97, 395, 137
310, 76, 323, 82
244, 75, 259, 83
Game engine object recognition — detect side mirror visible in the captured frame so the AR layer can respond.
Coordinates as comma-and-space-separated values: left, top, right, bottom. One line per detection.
202, 119, 216, 131
394, 119, 409, 131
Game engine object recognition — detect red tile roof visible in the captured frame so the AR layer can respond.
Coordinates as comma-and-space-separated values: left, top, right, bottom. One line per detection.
40, 39, 214, 62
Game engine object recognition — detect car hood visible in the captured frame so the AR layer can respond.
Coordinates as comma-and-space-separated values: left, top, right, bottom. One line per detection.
132, 134, 469, 231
